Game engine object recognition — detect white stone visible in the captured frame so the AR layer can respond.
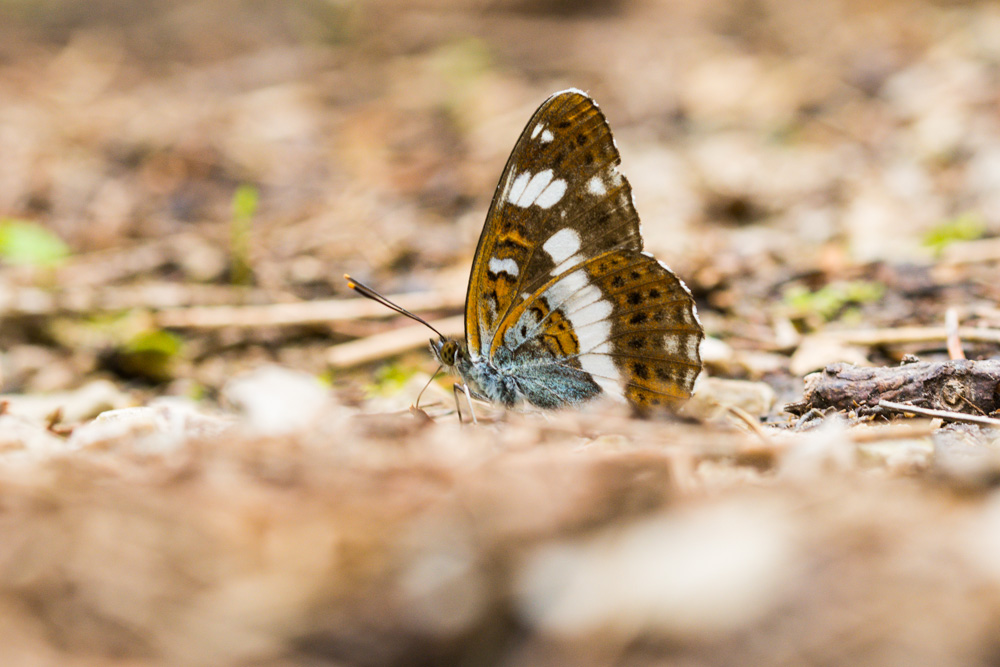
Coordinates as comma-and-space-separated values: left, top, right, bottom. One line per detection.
515, 501, 795, 637
223, 365, 329, 436
67, 400, 232, 453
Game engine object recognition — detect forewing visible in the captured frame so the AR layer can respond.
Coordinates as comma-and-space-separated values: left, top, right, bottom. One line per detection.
465, 89, 642, 357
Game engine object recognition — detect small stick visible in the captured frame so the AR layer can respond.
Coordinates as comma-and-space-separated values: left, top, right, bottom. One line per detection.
156, 289, 464, 329
945, 308, 966, 360
827, 327, 1000, 346
846, 422, 938, 443
726, 405, 773, 447
877, 399, 1000, 427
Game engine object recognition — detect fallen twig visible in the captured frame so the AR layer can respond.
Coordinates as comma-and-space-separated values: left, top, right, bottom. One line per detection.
0, 233, 202, 288
157, 289, 464, 329
726, 405, 773, 445
0, 282, 283, 317
828, 326, 1000, 347
0, 281, 464, 328
945, 308, 966, 360
845, 421, 938, 442
878, 400, 1000, 427
786, 359, 1000, 416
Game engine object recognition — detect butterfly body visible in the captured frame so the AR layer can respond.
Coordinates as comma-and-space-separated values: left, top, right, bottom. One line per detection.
431, 335, 601, 408
422, 88, 704, 414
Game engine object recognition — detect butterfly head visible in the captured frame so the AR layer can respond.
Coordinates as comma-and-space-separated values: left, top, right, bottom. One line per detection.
430, 337, 466, 369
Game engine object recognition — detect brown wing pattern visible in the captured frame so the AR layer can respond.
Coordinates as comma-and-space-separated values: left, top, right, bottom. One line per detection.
581, 250, 703, 409
465, 90, 642, 356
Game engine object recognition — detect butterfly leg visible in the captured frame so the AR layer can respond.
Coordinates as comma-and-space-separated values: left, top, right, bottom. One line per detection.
452, 382, 479, 425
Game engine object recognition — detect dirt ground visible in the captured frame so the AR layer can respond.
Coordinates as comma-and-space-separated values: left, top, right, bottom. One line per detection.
4, 0, 1000, 665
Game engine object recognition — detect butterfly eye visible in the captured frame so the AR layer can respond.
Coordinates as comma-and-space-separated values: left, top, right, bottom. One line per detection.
439, 340, 458, 365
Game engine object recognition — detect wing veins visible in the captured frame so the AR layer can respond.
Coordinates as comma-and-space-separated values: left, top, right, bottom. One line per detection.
574, 351, 702, 368
601, 325, 703, 339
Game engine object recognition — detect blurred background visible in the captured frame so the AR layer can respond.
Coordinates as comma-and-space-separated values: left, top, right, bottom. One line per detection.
8, 3, 1000, 667
2, 0, 1000, 399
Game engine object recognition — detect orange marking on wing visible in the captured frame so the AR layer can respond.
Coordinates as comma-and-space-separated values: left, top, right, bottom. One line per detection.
537, 308, 580, 357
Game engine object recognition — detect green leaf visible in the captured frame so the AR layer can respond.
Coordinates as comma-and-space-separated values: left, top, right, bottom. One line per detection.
0, 218, 70, 266
232, 184, 259, 222
783, 280, 885, 322
923, 212, 985, 253
117, 329, 185, 383
230, 184, 258, 285
367, 362, 418, 397
125, 329, 184, 357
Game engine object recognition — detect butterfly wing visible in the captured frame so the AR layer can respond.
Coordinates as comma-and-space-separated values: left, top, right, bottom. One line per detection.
466, 89, 702, 409
466, 90, 642, 354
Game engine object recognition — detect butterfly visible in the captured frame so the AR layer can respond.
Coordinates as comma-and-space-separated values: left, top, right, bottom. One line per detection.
348, 89, 703, 419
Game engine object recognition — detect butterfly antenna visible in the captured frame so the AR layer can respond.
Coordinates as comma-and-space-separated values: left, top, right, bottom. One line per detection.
344, 274, 445, 338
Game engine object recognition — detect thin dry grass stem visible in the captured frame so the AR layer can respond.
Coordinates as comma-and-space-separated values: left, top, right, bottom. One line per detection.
968, 306, 1000, 328
845, 421, 938, 443
829, 326, 1000, 346
945, 308, 966, 360
0, 283, 281, 317
0, 279, 464, 325
726, 405, 774, 446
326, 314, 465, 367
157, 288, 464, 329
878, 400, 1000, 426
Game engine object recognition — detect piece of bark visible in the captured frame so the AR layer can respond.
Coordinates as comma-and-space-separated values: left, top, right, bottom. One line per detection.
785, 360, 1000, 416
